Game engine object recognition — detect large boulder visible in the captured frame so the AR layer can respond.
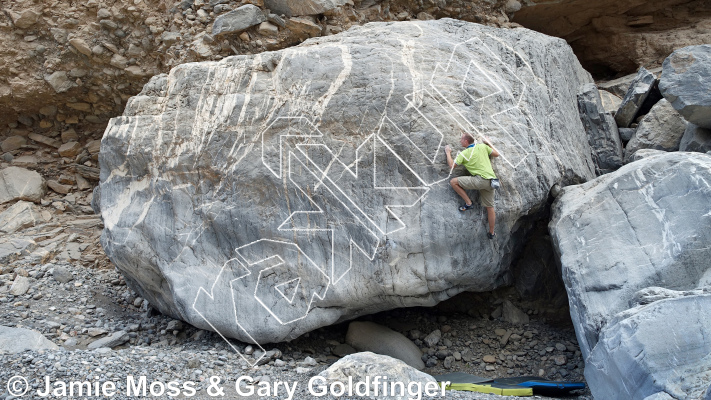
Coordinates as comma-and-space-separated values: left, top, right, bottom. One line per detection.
624, 99, 687, 162
577, 83, 623, 174
659, 45, 711, 129
0, 166, 45, 204
99, 20, 596, 344
550, 152, 711, 399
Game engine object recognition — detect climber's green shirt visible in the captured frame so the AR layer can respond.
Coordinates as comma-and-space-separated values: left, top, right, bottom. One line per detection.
454, 143, 497, 179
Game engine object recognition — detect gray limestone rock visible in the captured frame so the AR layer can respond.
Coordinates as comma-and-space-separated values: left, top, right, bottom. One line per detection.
317, 352, 437, 400
659, 45, 711, 129
0, 237, 36, 264
502, 300, 529, 325
0, 166, 46, 204
212, 5, 266, 36
550, 151, 711, 368
577, 83, 623, 174
345, 321, 424, 370
9, 275, 30, 296
618, 127, 635, 143
44, 71, 76, 93
615, 67, 656, 128
624, 99, 687, 162
586, 293, 711, 400
87, 331, 129, 349
0, 201, 41, 233
99, 20, 595, 343
679, 123, 711, 153
265, 0, 348, 17
52, 266, 74, 283
598, 89, 622, 115
0, 325, 58, 354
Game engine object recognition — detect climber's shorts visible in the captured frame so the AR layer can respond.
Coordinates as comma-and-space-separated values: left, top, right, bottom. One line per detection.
457, 175, 495, 208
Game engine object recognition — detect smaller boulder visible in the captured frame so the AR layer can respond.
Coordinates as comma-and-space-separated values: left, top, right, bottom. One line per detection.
618, 128, 636, 143
9, 275, 30, 296
0, 201, 41, 233
502, 300, 529, 325
285, 17, 322, 39
317, 352, 438, 400
264, 0, 348, 17
58, 141, 82, 158
212, 5, 266, 36
679, 124, 711, 153
1, 136, 26, 152
598, 90, 622, 115
615, 67, 656, 128
0, 326, 58, 354
0, 166, 46, 204
345, 321, 425, 370
52, 266, 74, 283
629, 149, 667, 163
577, 83, 623, 174
659, 45, 711, 129
87, 331, 129, 349
624, 99, 687, 162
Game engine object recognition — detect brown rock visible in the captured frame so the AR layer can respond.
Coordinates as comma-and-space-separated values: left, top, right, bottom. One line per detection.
86, 140, 101, 154
483, 355, 496, 363
1, 136, 26, 152
47, 180, 72, 194
69, 38, 93, 56
28, 133, 61, 148
58, 174, 76, 185
285, 17, 321, 39
58, 142, 82, 157
9, 9, 41, 29
61, 129, 79, 143
75, 173, 91, 190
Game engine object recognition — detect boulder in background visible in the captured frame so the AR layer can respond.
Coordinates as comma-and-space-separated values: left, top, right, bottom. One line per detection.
624, 99, 687, 162
659, 45, 711, 129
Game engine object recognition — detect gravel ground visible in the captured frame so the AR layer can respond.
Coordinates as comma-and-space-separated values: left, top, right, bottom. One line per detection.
0, 254, 591, 400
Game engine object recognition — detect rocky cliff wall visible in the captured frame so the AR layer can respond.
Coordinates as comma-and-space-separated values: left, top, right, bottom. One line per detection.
513, 0, 711, 76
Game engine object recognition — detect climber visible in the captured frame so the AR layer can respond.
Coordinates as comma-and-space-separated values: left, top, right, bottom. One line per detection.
445, 133, 500, 239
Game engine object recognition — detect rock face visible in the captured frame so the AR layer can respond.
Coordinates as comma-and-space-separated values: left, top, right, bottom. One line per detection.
512, 0, 711, 75
659, 45, 711, 129
345, 321, 424, 370
0, 325, 58, 354
615, 67, 656, 128
317, 352, 438, 400
586, 290, 711, 400
680, 124, 711, 153
624, 99, 687, 161
550, 152, 711, 399
99, 20, 595, 344
265, 0, 349, 17
0, 166, 46, 204
577, 83, 623, 174
0, 201, 41, 234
